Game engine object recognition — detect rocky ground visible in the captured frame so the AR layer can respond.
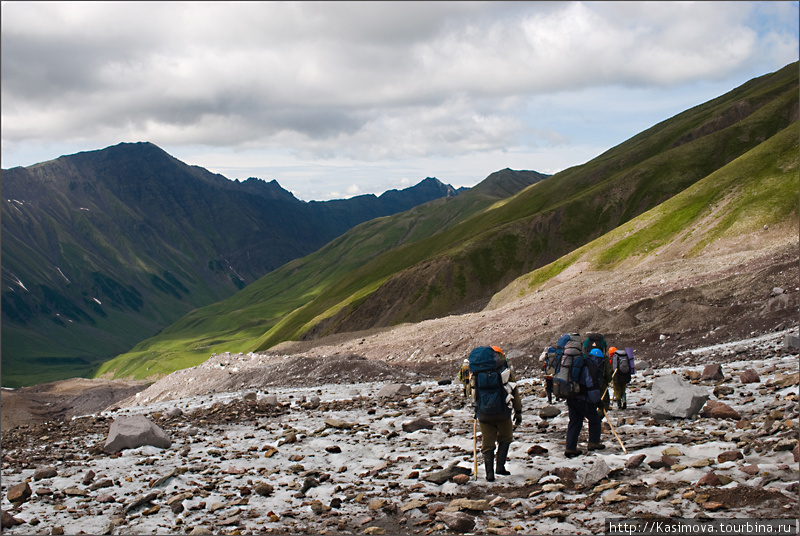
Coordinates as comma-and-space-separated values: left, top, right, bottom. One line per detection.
1, 338, 798, 535
1, 224, 798, 535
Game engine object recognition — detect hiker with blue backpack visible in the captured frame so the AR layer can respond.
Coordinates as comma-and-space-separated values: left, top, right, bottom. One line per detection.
468, 345, 522, 482
583, 332, 613, 412
564, 347, 607, 457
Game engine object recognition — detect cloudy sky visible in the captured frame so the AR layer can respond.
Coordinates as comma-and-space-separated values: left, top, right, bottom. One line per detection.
2, 2, 798, 201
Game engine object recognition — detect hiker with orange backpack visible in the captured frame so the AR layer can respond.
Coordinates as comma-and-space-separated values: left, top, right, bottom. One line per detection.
610, 347, 635, 409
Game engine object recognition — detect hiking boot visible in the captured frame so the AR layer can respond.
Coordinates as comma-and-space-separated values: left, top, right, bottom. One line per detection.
495, 442, 511, 476
484, 452, 495, 482
564, 449, 582, 458
587, 442, 606, 451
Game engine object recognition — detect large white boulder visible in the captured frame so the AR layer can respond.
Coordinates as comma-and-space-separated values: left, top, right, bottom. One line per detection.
650, 375, 710, 419
103, 415, 172, 453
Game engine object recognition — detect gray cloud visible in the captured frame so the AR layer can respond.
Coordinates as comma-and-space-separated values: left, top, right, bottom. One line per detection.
1, 1, 797, 193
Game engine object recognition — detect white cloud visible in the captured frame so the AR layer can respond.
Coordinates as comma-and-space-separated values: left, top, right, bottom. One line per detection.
1, 1, 797, 199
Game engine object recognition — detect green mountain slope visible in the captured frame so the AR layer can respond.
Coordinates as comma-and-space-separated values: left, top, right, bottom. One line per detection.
95, 169, 549, 379
1, 143, 460, 387
99, 62, 799, 381
490, 121, 799, 309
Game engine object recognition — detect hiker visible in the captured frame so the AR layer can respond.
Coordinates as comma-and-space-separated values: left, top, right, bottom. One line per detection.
540, 347, 557, 404
468, 345, 522, 481
457, 359, 471, 397
611, 347, 635, 409
565, 348, 605, 457
583, 333, 613, 411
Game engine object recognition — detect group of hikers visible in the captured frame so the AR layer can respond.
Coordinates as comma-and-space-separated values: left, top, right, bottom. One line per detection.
457, 332, 635, 481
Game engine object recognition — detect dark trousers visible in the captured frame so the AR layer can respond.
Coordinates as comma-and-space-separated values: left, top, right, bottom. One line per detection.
566, 397, 602, 450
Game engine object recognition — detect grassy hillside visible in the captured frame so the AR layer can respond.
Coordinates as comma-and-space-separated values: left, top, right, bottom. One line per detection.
95, 170, 547, 379
490, 121, 799, 308
98, 62, 799, 381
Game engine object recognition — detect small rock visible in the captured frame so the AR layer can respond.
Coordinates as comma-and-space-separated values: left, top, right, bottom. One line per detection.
539, 406, 561, 419
82, 470, 95, 485
96, 494, 116, 504
377, 384, 412, 398
739, 369, 760, 384
625, 454, 646, 469
7, 482, 32, 503
325, 445, 342, 454
449, 498, 490, 511
700, 364, 724, 381
33, 466, 58, 481
713, 385, 734, 397
363, 527, 387, 536
424, 465, 471, 485
697, 471, 722, 487
1, 511, 23, 529
648, 456, 677, 469
702, 400, 742, 420
63, 487, 89, 496
254, 483, 274, 497
324, 418, 354, 429
402, 417, 435, 433
661, 447, 682, 457
527, 445, 549, 456
435, 511, 475, 533
166, 407, 183, 418
717, 450, 743, 463
741, 464, 759, 476
452, 474, 470, 484
262, 394, 279, 406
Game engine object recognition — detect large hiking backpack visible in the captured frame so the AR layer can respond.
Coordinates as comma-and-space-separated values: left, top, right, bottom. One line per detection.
544, 347, 558, 377
583, 351, 603, 404
583, 333, 608, 356
612, 349, 631, 375
468, 347, 513, 422
553, 346, 583, 399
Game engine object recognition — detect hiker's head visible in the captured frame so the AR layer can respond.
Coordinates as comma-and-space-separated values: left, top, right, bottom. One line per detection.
608, 346, 617, 356
590, 349, 603, 358
491, 345, 504, 356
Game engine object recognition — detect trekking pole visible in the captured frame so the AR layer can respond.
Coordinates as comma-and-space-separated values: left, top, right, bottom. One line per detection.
473, 419, 478, 480
600, 379, 628, 454
601, 407, 627, 454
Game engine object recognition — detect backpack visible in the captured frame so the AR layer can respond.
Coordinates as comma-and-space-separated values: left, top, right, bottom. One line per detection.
582, 352, 603, 404
612, 349, 631, 375
583, 333, 608, 356
553, 347, 583, 399
543, 347, 558, 377
468, 347, 513, 422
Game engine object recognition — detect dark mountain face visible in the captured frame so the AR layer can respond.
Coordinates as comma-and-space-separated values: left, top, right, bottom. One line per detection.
1, 142, 459, 387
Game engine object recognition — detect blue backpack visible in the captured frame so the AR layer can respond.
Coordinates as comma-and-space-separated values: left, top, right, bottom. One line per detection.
468, 346, 512, 423
581, 351, 603, 404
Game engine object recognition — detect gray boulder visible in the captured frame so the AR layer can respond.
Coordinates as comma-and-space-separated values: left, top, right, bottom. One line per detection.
103, 415, 172, 453
377, 383, 412, 398
650, 375, 710, 419
783, 334, 800, 352
580, 458, 610, 488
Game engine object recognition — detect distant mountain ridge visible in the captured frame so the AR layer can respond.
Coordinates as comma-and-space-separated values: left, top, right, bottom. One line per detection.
0, 143, 469, 387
